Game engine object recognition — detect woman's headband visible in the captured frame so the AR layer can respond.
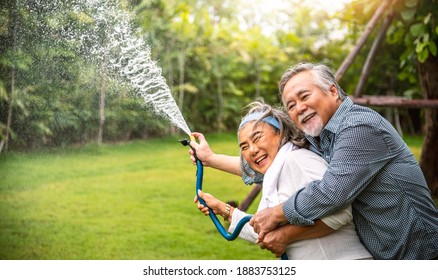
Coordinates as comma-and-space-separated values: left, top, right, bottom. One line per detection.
238, 112, 280, 131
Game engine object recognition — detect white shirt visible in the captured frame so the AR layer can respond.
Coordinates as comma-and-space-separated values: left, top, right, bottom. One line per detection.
229, 148, 373, 259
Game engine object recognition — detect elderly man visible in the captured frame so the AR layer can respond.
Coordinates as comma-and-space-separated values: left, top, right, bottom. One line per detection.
249, 62, 438, 260
189, 62, 438, 259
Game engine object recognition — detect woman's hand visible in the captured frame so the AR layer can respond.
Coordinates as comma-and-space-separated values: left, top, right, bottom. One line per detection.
193, 190, 230, 220
189, 132, 215, 167
189, 132, 242, 176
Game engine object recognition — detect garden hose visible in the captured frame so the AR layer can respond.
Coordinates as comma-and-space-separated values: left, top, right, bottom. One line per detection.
180, 137, 288, 259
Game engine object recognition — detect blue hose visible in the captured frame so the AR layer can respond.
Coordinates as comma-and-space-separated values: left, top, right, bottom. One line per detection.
195, 158, 288, 260
195, 158, 252, 241
181, 138, 287, 259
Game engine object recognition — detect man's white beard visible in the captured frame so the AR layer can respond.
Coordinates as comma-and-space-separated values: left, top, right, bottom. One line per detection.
302, 116, 324, 137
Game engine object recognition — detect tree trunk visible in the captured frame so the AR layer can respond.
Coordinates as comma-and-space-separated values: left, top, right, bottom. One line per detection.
335, 0, 390, 81
4, 4, 19, 153
216, 75, 224, 131
238, 184, 262, 212
417, 54, 438, 198
353, 10, 394, 97
4, 71, 15, 153
172, 49, 185, 135
97, 75, 107, 145
393, 108, 402, 137
255, 64, 261, 98
177, 49, 185, 113
166, 40, 176, 135
166, 42, 174, 93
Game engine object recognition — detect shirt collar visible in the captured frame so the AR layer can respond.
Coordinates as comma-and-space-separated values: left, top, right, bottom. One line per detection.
323, 97, 353, 134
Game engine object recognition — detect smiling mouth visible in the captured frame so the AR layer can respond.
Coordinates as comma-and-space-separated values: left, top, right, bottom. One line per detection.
255, 155, 267, 165
301, 112, 316, 124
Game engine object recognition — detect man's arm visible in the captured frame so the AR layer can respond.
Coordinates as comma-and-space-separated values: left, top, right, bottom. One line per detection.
258, 220, 334, 258
282, 123, 396, 226
250, 203, 288, 241
252, 123, 396, 236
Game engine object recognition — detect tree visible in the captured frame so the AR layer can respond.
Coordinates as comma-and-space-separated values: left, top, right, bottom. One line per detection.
0, 0, 28, 152
339, 0, 438, 196
386, 0, 438, 197
3, 1, 19, 153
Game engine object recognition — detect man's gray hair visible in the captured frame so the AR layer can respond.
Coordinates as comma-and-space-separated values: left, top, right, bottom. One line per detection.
278, 62, 348, 100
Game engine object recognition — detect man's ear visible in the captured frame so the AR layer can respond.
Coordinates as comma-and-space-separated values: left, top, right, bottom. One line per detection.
329, 84, 338, 97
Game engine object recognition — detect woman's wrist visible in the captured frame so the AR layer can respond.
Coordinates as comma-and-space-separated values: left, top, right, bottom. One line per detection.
221, 202, 235, 223
222, 203, 231, 221
227, 206, 234, 223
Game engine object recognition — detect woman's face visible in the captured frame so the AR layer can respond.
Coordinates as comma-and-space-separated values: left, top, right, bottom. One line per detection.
238, 121, 281, 174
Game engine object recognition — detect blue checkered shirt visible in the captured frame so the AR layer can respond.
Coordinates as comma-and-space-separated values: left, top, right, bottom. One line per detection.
282, 97, 438, 259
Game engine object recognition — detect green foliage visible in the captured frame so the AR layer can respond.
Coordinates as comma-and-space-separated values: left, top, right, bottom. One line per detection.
1, 0, 433, 151
0, 0, 170, 151
387, 0, 438, 84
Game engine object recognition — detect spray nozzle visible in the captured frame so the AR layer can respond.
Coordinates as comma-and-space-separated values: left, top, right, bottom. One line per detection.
179, 135, 196, 148
178, 139, 191, 146
179, 137, 198, 159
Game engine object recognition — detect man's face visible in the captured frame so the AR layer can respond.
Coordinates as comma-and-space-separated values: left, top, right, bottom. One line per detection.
281, 71, 340, 137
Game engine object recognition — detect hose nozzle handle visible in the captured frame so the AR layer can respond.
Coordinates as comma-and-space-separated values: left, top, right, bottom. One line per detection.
178, 137, 198, 159
178, 139, 191, 146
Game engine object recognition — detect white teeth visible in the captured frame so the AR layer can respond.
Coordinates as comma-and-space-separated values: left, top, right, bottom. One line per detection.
299, 112, 315, 124
255, 155, 267, 164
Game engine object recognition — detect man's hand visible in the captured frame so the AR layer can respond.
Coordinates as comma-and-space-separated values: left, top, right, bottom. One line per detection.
250, 203, 287, 242
257, 227, 289, 258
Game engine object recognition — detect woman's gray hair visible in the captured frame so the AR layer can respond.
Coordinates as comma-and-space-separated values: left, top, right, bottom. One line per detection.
238, 99, 308, 178
278, 62, 348, 99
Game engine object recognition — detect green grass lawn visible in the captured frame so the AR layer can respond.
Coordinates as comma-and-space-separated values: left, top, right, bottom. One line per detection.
0, 134, 274, 260
0, 133, 429, 260
403, 135, 423, 160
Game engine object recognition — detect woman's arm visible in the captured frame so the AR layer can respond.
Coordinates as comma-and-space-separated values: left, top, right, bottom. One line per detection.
190, 132, 241, 176
195, 190, 336, 256
195, 190, 259, 243
194, 190, 232, 219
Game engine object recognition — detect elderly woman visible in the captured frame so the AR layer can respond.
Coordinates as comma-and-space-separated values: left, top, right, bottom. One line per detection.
194, 101, 372, 260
